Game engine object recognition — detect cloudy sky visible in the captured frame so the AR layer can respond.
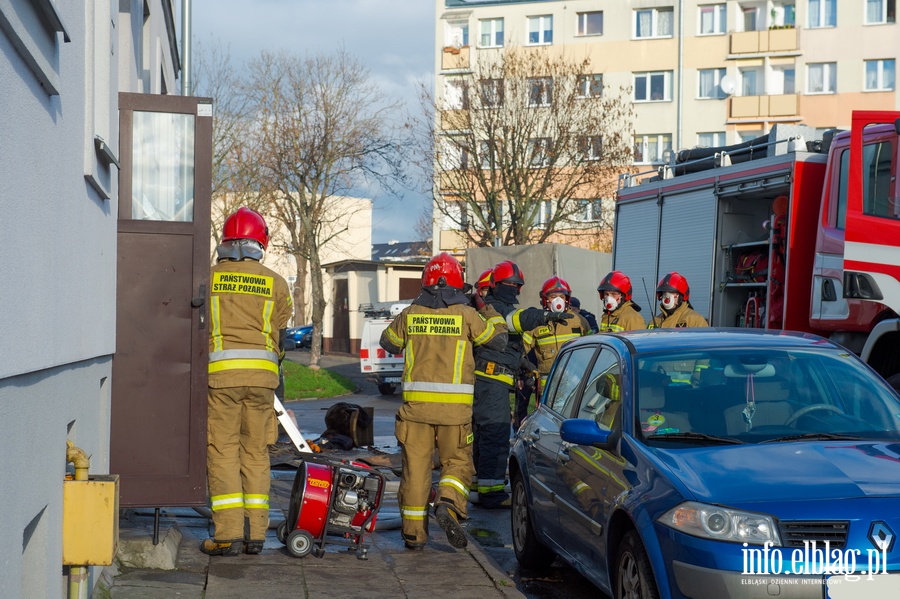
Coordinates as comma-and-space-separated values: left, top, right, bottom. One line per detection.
191, 0, 436, 244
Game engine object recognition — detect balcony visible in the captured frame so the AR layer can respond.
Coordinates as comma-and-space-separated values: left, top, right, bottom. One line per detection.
729, 94, 799, 119
729, 28, 798, 55
440, 109, 470, 131
441, 46, 471, 71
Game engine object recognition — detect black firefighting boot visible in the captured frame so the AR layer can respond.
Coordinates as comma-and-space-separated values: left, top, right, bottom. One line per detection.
244, 540, 264, 554
434, 503, 467, 549
199, 538, 242, 556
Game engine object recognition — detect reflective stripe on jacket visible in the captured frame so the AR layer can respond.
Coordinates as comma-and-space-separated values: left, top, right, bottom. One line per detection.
380, 303, 507, 425
208, 259, 293, 389
649, 301, 709, 329
598, 301, 646, 332
526, 310, 590, 375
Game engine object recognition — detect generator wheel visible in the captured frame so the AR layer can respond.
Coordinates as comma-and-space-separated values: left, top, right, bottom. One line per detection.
287, 529, 314, 558
276, 520, 288, 545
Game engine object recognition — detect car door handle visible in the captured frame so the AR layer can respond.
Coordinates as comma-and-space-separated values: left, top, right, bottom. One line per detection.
559, 446, 571, 464
521, 428, 541, 446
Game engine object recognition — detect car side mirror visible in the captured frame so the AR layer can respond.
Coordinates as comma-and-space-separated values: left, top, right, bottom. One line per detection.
561, 418, 620, 451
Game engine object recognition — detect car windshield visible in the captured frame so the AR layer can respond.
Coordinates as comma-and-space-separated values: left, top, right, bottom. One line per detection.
635, 347, 900, 445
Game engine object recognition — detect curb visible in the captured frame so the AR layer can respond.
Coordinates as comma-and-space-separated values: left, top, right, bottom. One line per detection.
465, 533, 526, 598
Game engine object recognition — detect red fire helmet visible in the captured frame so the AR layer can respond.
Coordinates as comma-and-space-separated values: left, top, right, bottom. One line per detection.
657, 272, 691, 301
222, 207, 270, 249
597, 271, 633, 302
492, 260, 525, 287
540, 276, 571, 308
475, 269, 494, 290
422, 253, 465, 289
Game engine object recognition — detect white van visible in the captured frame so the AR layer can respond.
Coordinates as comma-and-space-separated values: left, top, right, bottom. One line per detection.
359, 303, 409, 395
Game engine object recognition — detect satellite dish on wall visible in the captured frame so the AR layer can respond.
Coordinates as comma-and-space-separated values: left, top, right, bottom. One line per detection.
719, 75, 736, 96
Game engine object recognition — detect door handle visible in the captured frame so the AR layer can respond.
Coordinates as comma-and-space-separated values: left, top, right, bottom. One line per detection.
191, 296, 205, 307
521, 428, 541, 446
558, 447, 571, 465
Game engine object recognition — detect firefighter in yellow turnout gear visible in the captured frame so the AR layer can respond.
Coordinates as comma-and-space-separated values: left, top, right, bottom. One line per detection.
203, 208, 293, 556
526, 277, 589, 384
380, 253, 507, 550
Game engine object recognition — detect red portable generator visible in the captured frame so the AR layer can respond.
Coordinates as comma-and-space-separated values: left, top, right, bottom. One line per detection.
276, 456, 386, 559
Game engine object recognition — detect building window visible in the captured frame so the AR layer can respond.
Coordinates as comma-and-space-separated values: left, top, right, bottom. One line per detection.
578, 199, 604, 222
698, 68, 727, 99
528, 77, 553, 106
698, 132, 726, 147
772, 1, 796, 27
445, 19, 469, 48
865, 0, 896, 24
634, 7, 674, 38
527, 15, 553, 45
741, 4, 759, 31
480, 78, 504, 107
535, 200, 553, 227
441, 139, 470, 171
808, 0, 837, 27
479, 18, 504, 48
772, 66, 796, 94
807, 62, 837, 94
479, 140, 495, 169
529, 137, 552, 167
865, 59, 896, 91
698, 4, 726, 35
577, 74, 603, 98
739, 130, 764, 143
634, 71, 672, 102
577, 11, 603, 36
444, 79, 469, 110
633, 134, 672, 164
740, 66, 762, 96
578, 136, 603, 161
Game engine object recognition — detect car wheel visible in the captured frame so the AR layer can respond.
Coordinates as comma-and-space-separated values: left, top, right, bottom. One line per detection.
616, 530, 660, 599
377, 383, 396, 396
511, 471, 555, 569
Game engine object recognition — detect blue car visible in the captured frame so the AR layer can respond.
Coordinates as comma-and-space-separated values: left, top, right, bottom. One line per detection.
284, 324, 313, 350
510, 329, 900, 599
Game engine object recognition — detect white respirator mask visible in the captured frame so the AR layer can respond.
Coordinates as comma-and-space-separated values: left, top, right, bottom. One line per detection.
603, 294, 620, 312
660, 292, 679, 310
549, 296, 567, 313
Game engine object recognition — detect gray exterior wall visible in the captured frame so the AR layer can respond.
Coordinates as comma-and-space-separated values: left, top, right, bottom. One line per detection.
0, 1, 180, 596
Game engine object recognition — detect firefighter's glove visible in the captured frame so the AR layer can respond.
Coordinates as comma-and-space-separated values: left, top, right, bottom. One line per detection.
519, 356, 537, 374
471, 292, 486, 311
544, 311, 574, 324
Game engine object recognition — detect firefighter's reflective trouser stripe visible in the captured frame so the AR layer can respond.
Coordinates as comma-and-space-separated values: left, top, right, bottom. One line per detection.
395, 417, 473, 545
207, 385, 274, 542
472, 378, 512, 505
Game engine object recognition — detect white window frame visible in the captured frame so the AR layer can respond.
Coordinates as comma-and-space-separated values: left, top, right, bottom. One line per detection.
698, 132, 726, 147
771, 66, 796, 95
807, 62, 837, 94
740, 4, 760, 31
771, 1, 796, 27
634, 7, 674, 38
443, 199, 467, 230
527, 15, 553, 45
864, 59, 896, 91
865, 0, 896, 25
577, 199, 604, 222
698, 4, 727, 35
535, 200, 553, 228
739, 66, 762, 96
480, 78, 504, 108
527, 77, 553, 107
579, 136, 603, 161
479, 18, 504, 48
634, 71, 672, 102
577, 74, 603, 98
739, 130, 764, 143
444, 78, 469, 110
633, 134, 672, 164
444, 19, 469, 48
479, 140, 496, 169
576, 11, 603, 36
528, 137, 552, 168
808, 0, 837, 28
698, 68, 727, 99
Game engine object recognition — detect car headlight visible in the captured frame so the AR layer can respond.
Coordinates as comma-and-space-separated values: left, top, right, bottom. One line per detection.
658, 501, 781, 546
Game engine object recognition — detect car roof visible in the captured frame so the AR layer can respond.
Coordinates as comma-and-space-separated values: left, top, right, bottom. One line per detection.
565, 328, 840, 355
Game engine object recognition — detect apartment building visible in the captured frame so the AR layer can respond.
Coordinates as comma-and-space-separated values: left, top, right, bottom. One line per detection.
434, 0, 899, 251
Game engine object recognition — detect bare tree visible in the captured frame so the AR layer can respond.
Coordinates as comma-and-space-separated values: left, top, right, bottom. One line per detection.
244, 49, 408, 368
413, 47, 634, 249
192, 41, 263, 262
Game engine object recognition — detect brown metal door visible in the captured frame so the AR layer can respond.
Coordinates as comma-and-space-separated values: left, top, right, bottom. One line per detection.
110, 93, 213, 507
332, 279, 350, 353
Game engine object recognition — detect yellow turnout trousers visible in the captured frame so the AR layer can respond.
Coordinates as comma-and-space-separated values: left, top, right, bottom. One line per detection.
207, 386, 274, 542
395, 417, 474, 546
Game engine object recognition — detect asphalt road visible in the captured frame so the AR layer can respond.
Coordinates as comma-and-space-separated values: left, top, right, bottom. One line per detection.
283, 350, 605, 599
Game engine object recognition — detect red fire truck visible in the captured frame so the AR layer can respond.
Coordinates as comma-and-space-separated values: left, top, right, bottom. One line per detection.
614, 111, 900, 383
